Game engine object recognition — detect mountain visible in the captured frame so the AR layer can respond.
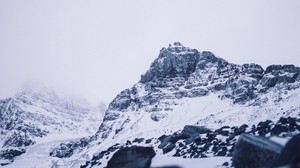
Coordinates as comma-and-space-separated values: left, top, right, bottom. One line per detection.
95, 42, 300, 140
4, 42, 300, 168
43, 42, 300, 168
0, 86, 105, 166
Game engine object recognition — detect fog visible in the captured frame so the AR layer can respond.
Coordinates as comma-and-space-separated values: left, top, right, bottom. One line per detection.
1, 0, 300, 104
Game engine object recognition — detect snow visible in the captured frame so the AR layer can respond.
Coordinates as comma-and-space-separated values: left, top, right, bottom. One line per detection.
152, 154, 230, 168
270, 136, 290, 146
5, 140, 67, 168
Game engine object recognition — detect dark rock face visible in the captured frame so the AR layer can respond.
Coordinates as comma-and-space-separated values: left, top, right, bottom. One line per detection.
232, 134, 282, 168
261, 65, 300, 87
0, 148, 25, 166
182, 125, 211, 137
3, 132, 35, 148
106, 146, 156, 168
107, 89, 133, 112
141, 42, 200, 83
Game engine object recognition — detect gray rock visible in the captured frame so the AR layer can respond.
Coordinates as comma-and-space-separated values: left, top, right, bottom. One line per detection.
106, 146, 155, 168
182, 125, 212, 138
163, 144, 176, 154
141, 42, 200, 83
232, 134, 283, 168
158, 136, 172, 149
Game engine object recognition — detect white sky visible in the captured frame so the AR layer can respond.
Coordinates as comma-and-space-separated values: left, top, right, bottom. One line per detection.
0, 0, 300, 104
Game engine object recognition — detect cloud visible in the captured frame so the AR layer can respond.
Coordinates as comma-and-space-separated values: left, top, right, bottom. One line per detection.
0, 0, 300, 103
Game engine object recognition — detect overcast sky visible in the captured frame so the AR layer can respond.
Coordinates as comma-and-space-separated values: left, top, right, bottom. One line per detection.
0, 0, 300, 104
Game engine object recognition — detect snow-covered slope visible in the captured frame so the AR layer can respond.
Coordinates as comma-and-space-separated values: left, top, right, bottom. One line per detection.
0, 87, 105, 166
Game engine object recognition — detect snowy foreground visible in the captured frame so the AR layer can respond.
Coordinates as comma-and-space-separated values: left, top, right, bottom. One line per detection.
5, 137, 230, 168
151, 155, 231, 168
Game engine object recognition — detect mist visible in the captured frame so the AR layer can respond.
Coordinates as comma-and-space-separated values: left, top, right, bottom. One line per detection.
1, 0, 300, 104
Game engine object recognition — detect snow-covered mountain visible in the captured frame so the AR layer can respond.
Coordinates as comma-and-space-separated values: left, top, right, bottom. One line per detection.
3, 42, 300, 168
0, 87, 105, 166
95, 42, 300, 140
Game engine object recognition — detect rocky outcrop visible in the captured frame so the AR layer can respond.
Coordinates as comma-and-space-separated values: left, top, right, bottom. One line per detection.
182, 125, 211, 137
261, 65, 300, 88
0, 148, 25, 166
141, 42, 200, 83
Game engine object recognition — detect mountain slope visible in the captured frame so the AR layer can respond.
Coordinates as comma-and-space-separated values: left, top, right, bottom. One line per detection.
0, 87, 105, 165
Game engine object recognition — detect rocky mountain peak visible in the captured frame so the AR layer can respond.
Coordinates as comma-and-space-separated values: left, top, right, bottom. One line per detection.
141, 42, 200, 83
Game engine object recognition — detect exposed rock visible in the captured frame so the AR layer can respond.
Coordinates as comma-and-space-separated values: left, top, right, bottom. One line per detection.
0, 148, 25, 165
182, 125, 211, 137
151, 112, 168, 122
163, 144, 176, 154
106, 146, 155, 168
261, 65, 300, 87
141, 42, 200, 83
50, 138, 90, 158
232, 134, 282, 168
158, 136, 172, 149
271, 124, 289, 136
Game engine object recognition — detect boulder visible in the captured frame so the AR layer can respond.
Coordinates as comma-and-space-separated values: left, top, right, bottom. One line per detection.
106, 146, 155, 168
272, 134, 300, 167
182, 125, 211, 137
232, 134, 282, 168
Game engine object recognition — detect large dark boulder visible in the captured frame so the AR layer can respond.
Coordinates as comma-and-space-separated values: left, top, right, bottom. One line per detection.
106, 146, 156, 168
272, 134, 300, 167
182, 125, 211, 137
232, 134, 282, 168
